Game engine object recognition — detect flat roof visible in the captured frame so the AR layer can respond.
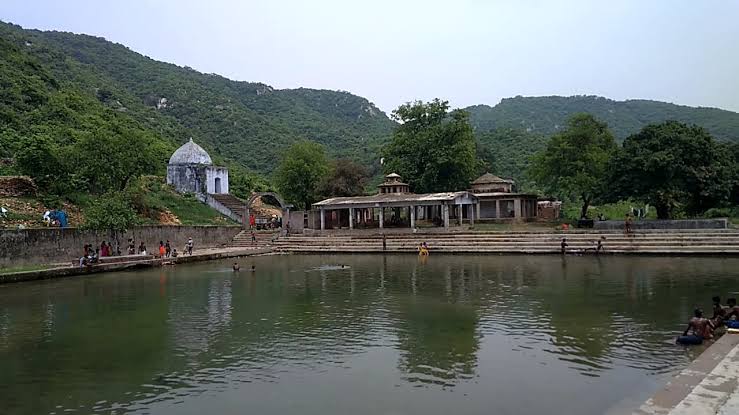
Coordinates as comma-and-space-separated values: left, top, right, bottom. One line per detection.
474, 192, 539, 199
313, 191, 478, 209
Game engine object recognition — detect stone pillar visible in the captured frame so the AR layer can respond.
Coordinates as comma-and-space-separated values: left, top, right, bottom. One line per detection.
514, 199, 522, 218
495, 200, 501, 219
349, 208, 354, 230
379, 207, 384, 229
320, 209, 325, 231
443, 204, 450, 228
469, 204, 475, 225
476, 203, 481, 221
410, 205, 415, 228
457, 203, 463, 226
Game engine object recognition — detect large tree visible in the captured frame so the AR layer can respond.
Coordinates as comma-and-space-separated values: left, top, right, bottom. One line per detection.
606, 121, 734, 219
319, 158, 368, 198
274, 141, 330, 210
383, 99, 477, 193
529, 113, 617, 219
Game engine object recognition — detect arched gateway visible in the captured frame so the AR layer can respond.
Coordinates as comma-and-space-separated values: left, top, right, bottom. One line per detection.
244, 192, 293, 231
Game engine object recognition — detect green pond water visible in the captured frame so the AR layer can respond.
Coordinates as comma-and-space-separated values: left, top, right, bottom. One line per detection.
1, 254, 738, 415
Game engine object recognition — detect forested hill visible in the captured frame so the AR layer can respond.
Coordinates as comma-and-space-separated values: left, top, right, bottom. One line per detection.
466, 95, 739, 141
0, 21, 395, 173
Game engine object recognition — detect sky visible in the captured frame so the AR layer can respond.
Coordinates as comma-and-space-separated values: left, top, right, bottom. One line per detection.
2, 0, 739, 113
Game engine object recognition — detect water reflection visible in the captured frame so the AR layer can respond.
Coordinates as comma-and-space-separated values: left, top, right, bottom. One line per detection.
0, 255, 736, 415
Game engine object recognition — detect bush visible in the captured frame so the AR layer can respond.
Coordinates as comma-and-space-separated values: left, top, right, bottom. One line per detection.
703, 207, 738, 219
82, 193, 139, 232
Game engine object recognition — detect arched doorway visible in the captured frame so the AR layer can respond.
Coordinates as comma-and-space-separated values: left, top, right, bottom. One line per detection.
214, 177, 222, 194
245, 192, 293, 232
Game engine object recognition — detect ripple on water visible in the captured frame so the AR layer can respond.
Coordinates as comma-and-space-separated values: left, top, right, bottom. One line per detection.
2, 255, 738, 415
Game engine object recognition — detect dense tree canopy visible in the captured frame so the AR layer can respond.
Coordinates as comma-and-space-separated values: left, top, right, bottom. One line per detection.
466, 95, 739, 142
606, 121, 735, 219
0, 21, 395, 175
274, 141, 330, 210
476, 128, 548, 191
529, 113, 617, 218
383, 99, 477, 193
319, 158, 368, 198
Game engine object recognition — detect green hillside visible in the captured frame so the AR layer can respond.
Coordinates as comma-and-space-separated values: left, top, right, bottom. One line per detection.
466, 95, 739, 141
0, 21, 394, 174
3, 19, 739, 196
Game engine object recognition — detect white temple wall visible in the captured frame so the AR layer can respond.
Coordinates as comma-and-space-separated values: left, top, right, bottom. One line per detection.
205, 167, 229, 194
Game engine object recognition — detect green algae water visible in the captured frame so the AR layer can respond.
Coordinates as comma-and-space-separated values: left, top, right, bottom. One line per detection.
1, 254, 738, 415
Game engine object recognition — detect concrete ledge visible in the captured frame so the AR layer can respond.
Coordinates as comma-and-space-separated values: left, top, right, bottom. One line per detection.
635, 333, 739, 415
595, 219, 729, 230
0, 247, 272, 284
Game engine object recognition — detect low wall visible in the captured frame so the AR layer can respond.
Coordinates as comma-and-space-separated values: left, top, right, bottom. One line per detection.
288, 210, 305, 233
0, 225, 241, 268
593, 218, 728, 230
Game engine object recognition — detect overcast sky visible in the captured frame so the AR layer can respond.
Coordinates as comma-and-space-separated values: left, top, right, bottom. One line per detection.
2, 0, 738, 113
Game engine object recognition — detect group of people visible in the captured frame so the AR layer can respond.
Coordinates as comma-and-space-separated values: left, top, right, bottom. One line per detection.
79, 237, 196, 267
125, 237, 193, 257
79, 241, 122, 266
560, 236, 606, 255
232, 262, 255, 272
682, 296, 739, 341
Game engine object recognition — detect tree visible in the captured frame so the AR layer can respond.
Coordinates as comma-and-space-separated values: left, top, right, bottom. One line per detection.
274, 141, 330, 210
15, 134, 64, 191
731, 143, 739, 207
82, 192, 139, 232
71, 123, 169, 193
319, 158, 368, 197
383, 99, 477, 193
529, 113, 617, 219
606, 121, 734, 219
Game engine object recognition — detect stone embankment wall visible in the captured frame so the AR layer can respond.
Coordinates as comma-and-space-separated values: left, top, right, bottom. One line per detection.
0, 225, 241, 268
593, 219, 728, 230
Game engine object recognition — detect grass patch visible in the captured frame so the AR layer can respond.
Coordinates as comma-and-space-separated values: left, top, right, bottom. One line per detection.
132, 177, 234, 225
156, 191, 232, 225
561, 200, 657, 221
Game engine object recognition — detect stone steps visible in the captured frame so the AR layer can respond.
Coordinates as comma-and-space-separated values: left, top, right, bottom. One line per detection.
277, 246, 739, 254
210, 194, 247, 220
228, 230, 275, 248
273, 231, 739, 255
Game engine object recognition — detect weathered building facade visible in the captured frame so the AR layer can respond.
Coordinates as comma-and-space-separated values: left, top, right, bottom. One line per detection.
312, 173, 479, 230
166, 139, 229, 195
469, 173, 538, 221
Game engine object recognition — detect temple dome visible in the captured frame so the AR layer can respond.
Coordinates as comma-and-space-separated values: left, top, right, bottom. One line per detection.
169, 138, 212, 165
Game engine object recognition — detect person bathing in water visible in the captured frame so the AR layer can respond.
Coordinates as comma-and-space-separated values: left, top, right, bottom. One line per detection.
232, 262, 240, 271
683, 309, 714, 340
711, 296, 728, 327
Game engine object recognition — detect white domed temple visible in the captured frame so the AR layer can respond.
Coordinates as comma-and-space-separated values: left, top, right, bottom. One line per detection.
166, 139, 229, 195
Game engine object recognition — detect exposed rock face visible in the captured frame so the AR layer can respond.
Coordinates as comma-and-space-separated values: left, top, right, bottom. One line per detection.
0, 176, 38, 197
256, 85, 273, 96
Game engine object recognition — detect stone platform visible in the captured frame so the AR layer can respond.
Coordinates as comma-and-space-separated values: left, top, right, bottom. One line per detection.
0, 247, 272, 284
635, 333, 739, 414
